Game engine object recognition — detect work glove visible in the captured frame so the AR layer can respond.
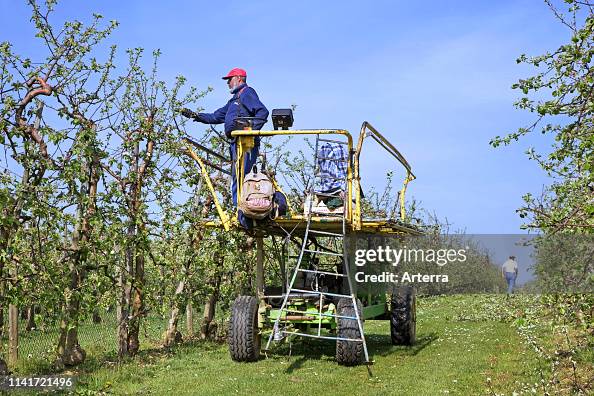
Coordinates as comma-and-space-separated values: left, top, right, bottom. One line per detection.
180, 108, 199, 120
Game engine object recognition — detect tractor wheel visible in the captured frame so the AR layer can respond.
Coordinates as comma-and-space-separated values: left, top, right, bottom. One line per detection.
336, 298, 364, 366
390, 285, 416, 345
228, 296, 261, 362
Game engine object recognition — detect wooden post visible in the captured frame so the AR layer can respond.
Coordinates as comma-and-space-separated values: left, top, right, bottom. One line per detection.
8, 304, 17, 366
256, 237, 264, 297
0, 306, 3, 338
7, 258, 18, 366
186, 301, 194, 338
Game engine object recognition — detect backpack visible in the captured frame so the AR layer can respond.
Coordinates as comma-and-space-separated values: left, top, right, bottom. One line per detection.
239, 166, 275, 219
270, 191, 288, 219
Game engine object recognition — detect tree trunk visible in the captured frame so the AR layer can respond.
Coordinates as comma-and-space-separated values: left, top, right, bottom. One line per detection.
1, 225, 10, 370
200, 275, 221, 340
0, 359, 7, 375
119, 221, 146, 357
0, 274, 4, 338
25, 305, 36, 331
162, 246, 197, 347
186, 300, 194, 338
120, 132, 154, 357
56, 277, 86, 367
158, 265, 166, 309
0, 235, 8, 373
55, 149, 99, 367
56, 245, 86, 366
162, 306, 183, 347
91, 289, 101, 323
117, 256, 130, 360
162, 272, 187, 347
127, 247, 144, 355
92, 309, 102, 324
55, 247, 88, 367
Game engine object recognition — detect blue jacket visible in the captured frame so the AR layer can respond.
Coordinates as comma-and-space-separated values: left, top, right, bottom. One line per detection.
196, 83, 269, 135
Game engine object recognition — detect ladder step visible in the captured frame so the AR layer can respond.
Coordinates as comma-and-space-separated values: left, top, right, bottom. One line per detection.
316, 156, 348, 162
303, 249, 343, 257
282, 331, 363, 342
291, 288, 352, 299
281, 308, 357, 320
309, 229, 343, 237
315, 191, 342, 198
297, 268, 347, 277
318, 138, 349, 145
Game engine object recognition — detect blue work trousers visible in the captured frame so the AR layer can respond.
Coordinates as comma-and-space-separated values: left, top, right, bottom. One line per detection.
504, 272, 516, 294
230, 140, 259, 205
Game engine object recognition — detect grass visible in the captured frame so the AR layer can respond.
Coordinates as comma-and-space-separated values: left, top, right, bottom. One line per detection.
72, 295, 543, 395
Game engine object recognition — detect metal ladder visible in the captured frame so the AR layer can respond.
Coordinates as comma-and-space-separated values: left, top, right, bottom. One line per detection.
265, 134, 369, 363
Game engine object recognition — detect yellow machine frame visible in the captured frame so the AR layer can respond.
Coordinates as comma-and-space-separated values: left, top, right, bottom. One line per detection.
185, 122, 420, 236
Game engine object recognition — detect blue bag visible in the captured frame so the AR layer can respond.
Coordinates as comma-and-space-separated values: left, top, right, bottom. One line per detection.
271, 191, 288, 219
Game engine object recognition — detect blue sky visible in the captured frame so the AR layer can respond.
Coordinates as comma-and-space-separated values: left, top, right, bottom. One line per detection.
1, 0, 569, 233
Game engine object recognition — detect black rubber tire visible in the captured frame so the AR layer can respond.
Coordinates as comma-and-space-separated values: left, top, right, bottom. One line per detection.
336, 298, 364, 366
228, 295, 261, 362
390, 286, 416, 345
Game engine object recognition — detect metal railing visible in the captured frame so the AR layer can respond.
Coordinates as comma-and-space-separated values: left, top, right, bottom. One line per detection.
186, 124, 415, 232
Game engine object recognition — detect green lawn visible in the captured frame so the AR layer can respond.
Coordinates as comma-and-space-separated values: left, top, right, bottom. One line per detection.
73, 295, 543, 395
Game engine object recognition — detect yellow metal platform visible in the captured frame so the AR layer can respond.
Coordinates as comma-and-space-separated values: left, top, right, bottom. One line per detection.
188, 122, 421, 238
203, 215, 422, 237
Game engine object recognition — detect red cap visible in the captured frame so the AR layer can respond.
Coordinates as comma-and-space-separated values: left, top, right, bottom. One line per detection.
222, 68, 247, 80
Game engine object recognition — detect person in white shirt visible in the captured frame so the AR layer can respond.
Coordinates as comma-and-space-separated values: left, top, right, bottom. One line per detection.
501, 256, 518, 295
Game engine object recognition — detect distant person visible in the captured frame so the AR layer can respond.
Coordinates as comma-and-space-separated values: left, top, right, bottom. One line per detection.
181, 67, 269, 205
501, 255, 518, 295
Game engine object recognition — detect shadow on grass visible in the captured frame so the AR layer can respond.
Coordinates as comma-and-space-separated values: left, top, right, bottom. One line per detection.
284, 356, 309, 374
268, 330, 439, 373
368, 332, 438, 358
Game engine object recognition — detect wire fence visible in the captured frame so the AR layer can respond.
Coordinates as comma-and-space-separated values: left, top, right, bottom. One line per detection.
1, 307, 206, 371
